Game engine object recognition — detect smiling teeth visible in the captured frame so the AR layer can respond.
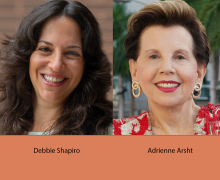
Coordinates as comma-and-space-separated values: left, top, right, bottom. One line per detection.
156, 83, 179, 88
43, 75, 65, 83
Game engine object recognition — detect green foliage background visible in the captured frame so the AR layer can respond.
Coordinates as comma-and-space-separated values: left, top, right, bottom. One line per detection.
113, 2, 131, 77
171, 0, 220, 52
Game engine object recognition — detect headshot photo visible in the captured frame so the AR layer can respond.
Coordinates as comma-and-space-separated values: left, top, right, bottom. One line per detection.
0, 0, 113, 135
113, 0, 220, 135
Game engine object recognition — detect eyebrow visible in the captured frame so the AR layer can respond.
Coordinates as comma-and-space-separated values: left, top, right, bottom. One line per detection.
38, 40, 82, 49
145, 49, 189, 54
66, 45, 82, 49
145, 49, 158, 53
175, 49, 189, 54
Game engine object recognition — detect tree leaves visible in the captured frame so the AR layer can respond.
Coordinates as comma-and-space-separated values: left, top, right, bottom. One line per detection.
113, 2, 131, 76
185, 0, 220, 52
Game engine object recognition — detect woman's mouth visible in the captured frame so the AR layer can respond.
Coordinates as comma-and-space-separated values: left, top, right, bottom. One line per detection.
43, 75, 65, 83
156, 83, 179, 88
155, 81, 180, 92
41, 74, 68, 87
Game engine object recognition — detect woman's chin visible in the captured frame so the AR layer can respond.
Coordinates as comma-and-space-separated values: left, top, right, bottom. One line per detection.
150, 97, 186, 108
40, 91, 66, 104
156, 101, 179, 107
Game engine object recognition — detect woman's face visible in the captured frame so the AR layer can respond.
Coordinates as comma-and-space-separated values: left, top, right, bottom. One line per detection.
29, 16, 84, 104
129, 25, 206, 107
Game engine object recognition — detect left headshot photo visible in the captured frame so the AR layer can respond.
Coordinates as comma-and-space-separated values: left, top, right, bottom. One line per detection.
0, 0, 113, 135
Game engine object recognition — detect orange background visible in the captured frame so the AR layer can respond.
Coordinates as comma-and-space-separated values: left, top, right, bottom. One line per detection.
0, 136, 219, 179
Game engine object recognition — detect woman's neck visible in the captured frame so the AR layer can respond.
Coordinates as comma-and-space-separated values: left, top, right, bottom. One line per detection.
31, 97, 63, 132
148, 98, 200, 135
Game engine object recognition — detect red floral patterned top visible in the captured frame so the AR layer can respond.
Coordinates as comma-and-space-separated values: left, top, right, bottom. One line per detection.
113, 103, 220, 135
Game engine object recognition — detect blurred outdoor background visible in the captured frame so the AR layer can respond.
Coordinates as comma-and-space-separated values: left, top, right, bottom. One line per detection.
0, 0, 113, 100
113, 0, 220, 119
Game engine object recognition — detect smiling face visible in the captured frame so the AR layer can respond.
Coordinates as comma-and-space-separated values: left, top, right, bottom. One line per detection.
129, 25, 206, 107
29, 16, 84, 104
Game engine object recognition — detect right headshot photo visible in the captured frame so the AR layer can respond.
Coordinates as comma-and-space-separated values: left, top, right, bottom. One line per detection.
113, 0, 220, 135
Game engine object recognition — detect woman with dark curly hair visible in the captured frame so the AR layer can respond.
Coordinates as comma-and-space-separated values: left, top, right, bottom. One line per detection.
0, 0, 112, 135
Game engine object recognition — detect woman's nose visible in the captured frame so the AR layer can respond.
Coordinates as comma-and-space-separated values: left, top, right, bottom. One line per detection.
48, 51, 65, 72
158, 58, 175, 75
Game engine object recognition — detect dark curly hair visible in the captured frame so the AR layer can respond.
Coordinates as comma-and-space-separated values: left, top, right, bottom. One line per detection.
124, 0, 211, 66
0, 0, 112, 135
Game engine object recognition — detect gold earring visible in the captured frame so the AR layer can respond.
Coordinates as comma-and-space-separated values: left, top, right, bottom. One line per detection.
132, 81, 141, 98
191, 82, 201, 99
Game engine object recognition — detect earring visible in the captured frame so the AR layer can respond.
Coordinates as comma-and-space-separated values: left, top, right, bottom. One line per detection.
132, 81, 141, 98
192, 82, 201, 99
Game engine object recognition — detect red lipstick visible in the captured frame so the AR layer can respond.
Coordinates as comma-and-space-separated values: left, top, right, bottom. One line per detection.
155, 80, 180, 92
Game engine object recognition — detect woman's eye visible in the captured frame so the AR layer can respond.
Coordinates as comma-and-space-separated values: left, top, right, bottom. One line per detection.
38, 47, 51, 52
176, 55, 185, 60
66, 51, 80, 56
149, 54, 158, 59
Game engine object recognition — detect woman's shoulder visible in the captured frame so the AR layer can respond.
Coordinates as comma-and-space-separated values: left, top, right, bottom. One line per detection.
113, 111, 152, 135
197, 103, 220, 135
198, 103, 220, 119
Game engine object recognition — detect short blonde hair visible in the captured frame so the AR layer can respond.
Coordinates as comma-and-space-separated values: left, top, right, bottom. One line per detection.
124, 0, 210, 66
